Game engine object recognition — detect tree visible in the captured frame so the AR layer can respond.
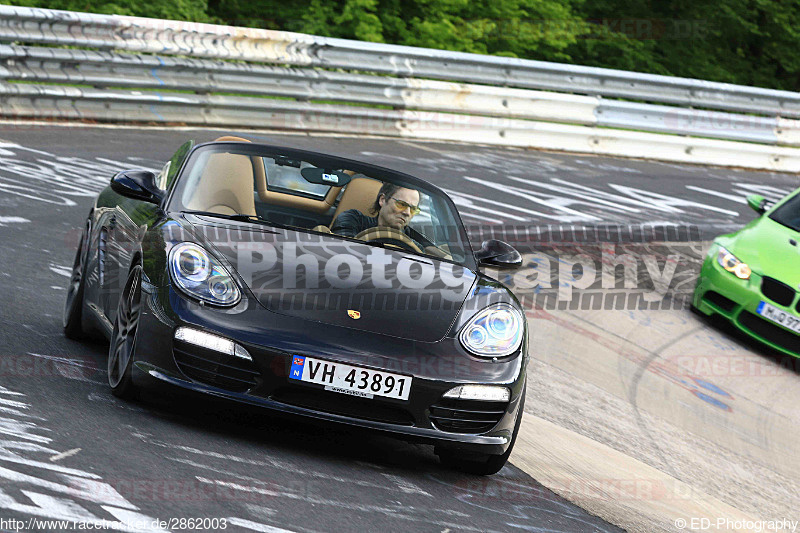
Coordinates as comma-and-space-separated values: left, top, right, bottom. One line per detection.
7, 0, 799, 90
5, 0, 210, 22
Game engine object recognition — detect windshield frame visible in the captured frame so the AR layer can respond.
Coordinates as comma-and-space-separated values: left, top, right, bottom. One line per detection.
768, 189, 800, 233
164, 141, 477, 270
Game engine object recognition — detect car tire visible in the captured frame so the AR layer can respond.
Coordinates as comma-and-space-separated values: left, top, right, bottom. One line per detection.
108, 264, 143, 401
64, 218, 91, 340
436, 385, 526, 476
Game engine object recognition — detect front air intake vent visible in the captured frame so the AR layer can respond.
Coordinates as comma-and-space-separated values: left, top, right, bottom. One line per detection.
738, 312, 800, 354
173, 341, 260, 393
702, 291, 736, 313
429, 398, 508, 434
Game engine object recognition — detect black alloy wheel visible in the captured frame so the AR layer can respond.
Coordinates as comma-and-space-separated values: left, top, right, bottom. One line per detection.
108, 264, 143, 400
64, 217, 91, 339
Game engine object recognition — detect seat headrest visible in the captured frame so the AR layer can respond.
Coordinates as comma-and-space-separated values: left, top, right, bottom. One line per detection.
330, 177, 383, 228
214, 136, 252, 142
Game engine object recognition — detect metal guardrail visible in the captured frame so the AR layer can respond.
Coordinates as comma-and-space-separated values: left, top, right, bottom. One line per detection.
1, 5, 800, 171
0, 45, 600, 125
2, 5, 800, 118
0, 43, 790, 145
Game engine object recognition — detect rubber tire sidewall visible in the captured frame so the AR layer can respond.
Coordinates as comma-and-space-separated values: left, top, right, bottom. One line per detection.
64, 217, 91, 339
109, 264, 142, 400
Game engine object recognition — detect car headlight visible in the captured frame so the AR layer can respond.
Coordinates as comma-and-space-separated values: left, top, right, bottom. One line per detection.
169, 243, 241, 306
459, 303, 524, 357
716, 246, 751, 280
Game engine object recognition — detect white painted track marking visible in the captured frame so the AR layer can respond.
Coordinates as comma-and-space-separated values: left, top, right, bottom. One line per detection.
49, 448, 81, 462
227, 518, 298, 533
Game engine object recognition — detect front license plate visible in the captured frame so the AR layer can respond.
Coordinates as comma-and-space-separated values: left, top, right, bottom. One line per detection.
288, 356, 412, 401
756, 301, 800, 334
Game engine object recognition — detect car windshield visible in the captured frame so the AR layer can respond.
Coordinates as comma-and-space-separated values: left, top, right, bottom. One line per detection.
769, 191, 800, 232
168, 143, 471, 265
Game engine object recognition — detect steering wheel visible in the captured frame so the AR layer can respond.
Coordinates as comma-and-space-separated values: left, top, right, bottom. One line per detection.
355, 226, 423, 254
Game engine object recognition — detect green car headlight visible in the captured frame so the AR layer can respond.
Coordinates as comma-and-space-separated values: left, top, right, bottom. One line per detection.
716, 246, 751, 280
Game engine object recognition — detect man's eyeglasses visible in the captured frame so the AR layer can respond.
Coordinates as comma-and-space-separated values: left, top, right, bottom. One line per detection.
389, 197, 421, 216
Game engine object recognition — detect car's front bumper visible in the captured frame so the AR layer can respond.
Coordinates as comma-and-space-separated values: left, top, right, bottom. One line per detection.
131, 282, 527, 455
693, 250, 800, 358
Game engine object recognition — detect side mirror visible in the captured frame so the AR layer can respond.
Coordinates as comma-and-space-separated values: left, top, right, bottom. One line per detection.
111, 170, 164, 204
475, 239, 523, 269
746, 194, 767, 215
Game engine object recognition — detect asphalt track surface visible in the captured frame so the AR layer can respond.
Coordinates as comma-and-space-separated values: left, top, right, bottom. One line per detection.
0, 123, 798, 532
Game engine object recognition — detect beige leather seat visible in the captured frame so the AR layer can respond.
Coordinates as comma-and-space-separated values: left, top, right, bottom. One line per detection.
329, 177, 382, 230
184, 137, 257, 217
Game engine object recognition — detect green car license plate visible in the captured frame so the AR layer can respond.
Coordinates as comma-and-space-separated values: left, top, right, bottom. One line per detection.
756, 301, 800, 333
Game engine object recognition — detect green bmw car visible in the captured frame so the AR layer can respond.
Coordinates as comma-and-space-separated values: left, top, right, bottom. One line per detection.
693, 191, 800, 358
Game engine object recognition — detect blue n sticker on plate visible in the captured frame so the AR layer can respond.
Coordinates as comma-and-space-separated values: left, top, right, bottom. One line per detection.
289, 356, 305, 380
756, 301, 765, 314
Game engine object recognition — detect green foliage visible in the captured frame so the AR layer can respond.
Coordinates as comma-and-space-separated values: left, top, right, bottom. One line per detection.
286, 0, 586, 58
567, 0, 800, 90
9, 0, 800, 90
6, 0, 210, 21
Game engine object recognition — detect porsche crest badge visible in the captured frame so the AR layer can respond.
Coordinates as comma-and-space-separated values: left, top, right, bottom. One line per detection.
347, 310, 361, 320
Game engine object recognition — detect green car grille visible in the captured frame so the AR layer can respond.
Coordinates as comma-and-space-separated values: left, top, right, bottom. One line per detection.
761, 277, 796, 308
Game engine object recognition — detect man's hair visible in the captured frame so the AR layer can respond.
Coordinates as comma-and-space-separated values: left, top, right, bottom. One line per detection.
370, 182, 404, 215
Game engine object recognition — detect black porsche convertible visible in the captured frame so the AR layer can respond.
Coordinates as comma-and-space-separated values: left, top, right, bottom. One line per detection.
64, 137, 527, 475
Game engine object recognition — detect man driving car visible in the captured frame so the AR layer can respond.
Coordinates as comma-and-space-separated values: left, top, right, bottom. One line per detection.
331, 182, 452, 259
331, 183, 421, 238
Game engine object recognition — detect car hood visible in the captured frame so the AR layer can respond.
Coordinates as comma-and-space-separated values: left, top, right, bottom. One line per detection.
723, 216, 800, 287
179, 215, 480, 342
